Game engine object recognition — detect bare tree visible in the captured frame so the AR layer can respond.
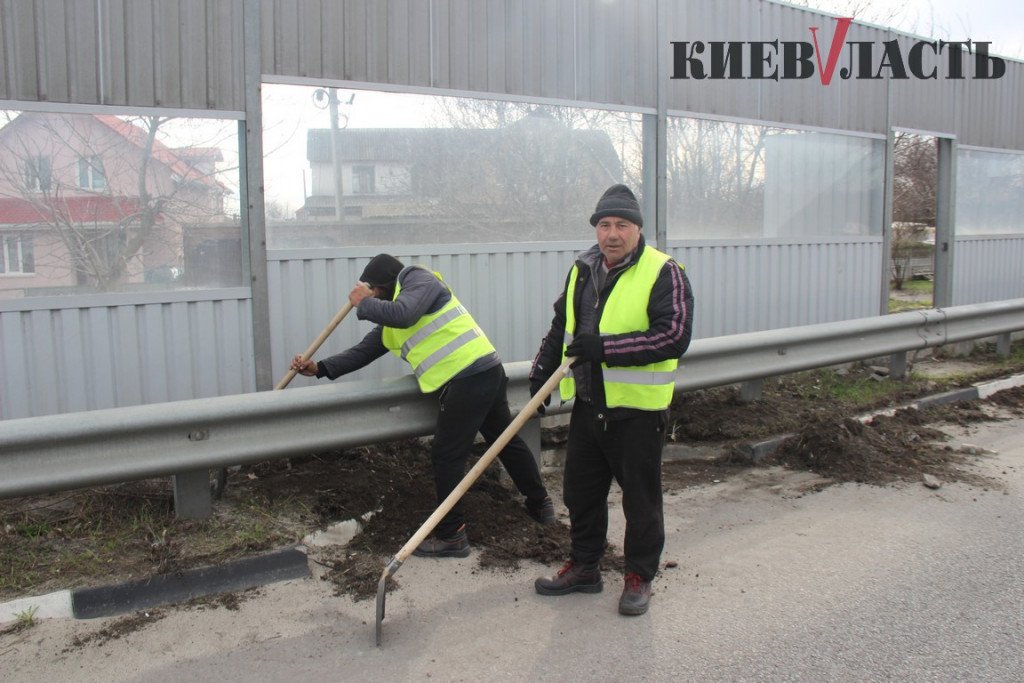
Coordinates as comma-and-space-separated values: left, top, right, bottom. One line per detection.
0, 113, 234, 291
666, 118, 773, 238
425, 98, 641, 240
892, 132, 937, 225
890, 222, 933, 289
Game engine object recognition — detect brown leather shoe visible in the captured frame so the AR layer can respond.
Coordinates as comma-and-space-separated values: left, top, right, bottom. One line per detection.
618, 572, 651, 615
535, 561, 603, 596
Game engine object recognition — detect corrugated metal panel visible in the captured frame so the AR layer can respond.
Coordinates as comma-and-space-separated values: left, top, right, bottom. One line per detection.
665, 1, 891, 134
264, 0, 419, 87
0, 292, 256, 420
890, 33, 958, 135
111, 0, 244, 109
266, 239, 882, 391
431, 0, 575, 98
0, 0, 42, 101
959, 62, 1024, 149
760, 7, 890, 134
574, 0, 657, 107
953, 236, 1024, 305
759, 3, 836, 129
0, 0, 244, 109
664, 0, 762, 118
265, 0, 431, 86
668, 239, 883, 338
266, 244, 587, 387
0, 0, 1019, 142
421, 0, 501, 92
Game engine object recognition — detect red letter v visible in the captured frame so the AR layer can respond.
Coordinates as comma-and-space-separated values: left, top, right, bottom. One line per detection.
809, 17, 853, 85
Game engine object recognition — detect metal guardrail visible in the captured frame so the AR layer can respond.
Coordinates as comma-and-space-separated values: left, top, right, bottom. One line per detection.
2, 299, 1022, 512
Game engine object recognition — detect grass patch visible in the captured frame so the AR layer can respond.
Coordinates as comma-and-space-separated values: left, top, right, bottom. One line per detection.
889, 297, 933, 313
900, 278, 933, 294
0, 481, 310, 599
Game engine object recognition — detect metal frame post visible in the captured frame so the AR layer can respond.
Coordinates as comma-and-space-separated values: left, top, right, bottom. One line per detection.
934, 136, 957, 309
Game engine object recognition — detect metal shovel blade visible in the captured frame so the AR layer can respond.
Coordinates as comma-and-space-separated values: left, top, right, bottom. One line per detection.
371, 359, 572, 646
375, 557, 400, 646
375, 574, 387, 646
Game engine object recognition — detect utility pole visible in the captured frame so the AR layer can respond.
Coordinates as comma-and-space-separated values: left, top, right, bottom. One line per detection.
328, 88, 345, 222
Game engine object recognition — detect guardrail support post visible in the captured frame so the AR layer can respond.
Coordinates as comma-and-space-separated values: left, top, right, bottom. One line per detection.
997, 333, 1011, 358
173, 470, 213, 520
739, 379, 764, 403
520, 418, 542, 470
889, 352, 908, 380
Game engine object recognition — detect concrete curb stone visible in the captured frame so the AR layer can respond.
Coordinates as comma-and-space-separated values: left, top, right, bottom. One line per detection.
2, 547, 308, 627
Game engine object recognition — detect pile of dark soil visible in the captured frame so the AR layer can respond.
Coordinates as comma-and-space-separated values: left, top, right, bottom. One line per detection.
249, 439, 575, 600
986, 386, 1024, 414
764, 404, 1004, 488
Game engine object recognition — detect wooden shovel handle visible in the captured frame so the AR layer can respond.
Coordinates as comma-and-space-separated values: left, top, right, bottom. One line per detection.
275, 302, 355, 390
394, 357, 575, 563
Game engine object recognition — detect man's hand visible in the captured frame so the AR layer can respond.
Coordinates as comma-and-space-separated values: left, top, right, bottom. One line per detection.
530, 378, 552, 415
565, 333, 604, 366
348, 281, 374, 307
291, 354, 318, 377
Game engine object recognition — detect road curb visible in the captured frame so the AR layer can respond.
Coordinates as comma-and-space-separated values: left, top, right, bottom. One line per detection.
1, 547, 309, 627
0, 590, 73, 627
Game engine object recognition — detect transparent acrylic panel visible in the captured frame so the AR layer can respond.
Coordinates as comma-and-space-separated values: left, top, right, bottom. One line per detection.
262, 84, 644, 248
957, 149, 1024, 236
666, 117, 884, 240
0, 110, 242, 299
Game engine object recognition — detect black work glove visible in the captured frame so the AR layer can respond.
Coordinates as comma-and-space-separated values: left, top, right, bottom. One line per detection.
565, 333, 604, 367
529, 378, 551, 415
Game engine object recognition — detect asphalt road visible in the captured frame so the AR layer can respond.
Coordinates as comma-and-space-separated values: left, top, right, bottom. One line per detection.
3, 416, 1023, 682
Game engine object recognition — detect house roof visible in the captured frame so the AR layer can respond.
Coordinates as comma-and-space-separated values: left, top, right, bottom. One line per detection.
0, 196, 157, 226
306, 118, 623, 180
93, 115, 224, 190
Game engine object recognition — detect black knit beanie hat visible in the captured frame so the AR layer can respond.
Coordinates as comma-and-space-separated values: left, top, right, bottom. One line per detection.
360, 253, 404, 287
589, 184, 643, 228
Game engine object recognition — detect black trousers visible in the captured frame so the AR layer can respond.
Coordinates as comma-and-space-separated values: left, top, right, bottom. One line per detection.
431, 363, 548, 538
563, 400, 667, 582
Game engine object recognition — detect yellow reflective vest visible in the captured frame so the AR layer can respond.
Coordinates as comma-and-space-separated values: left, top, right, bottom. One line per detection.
561, 247, 679, 410
381, 270, 496, 393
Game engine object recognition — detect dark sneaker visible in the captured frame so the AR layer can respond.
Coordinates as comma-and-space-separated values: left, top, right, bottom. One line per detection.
412, 526, 471, 558
535, 561, 603, 596
525, 496, 556, 524
618, 572, 651, 615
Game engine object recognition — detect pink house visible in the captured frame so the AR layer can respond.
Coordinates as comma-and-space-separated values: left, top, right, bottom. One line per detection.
0, 112, 226, 298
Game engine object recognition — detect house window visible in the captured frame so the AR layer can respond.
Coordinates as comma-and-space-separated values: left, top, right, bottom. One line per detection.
0, 234, 35, 275
78, 155, 107, 190
23, 156, 52, 192
352, 165, 375, 194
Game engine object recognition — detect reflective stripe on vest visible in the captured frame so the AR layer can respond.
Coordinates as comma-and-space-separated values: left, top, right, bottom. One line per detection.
381, 269, 496, 393
399, 304, 469, 360
560, 247, 680, 411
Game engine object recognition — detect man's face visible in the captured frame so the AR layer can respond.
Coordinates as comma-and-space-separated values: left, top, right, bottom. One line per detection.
595, 216, 641, 265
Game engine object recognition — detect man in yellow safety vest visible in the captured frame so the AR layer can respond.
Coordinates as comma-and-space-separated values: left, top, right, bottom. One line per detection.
530, 185, 695, 616
291, 253, 555, 557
